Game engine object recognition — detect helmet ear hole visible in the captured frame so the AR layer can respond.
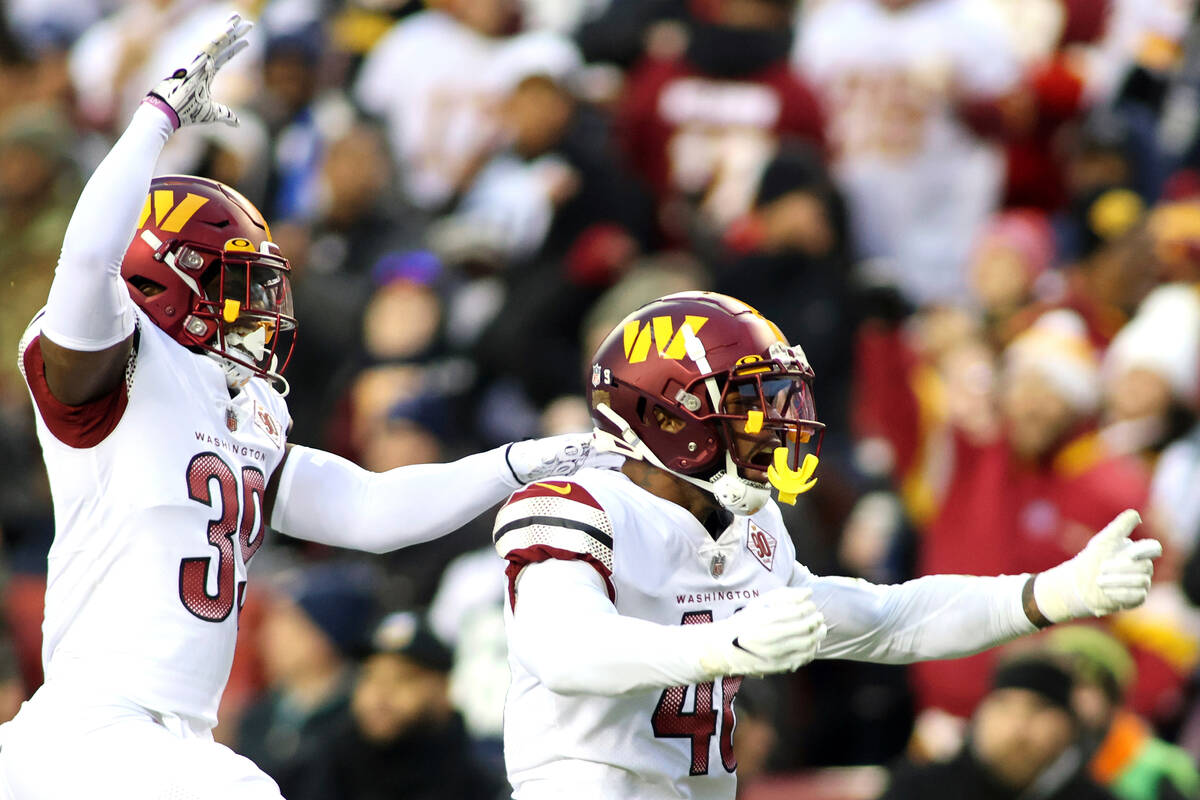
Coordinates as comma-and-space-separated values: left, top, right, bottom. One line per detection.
651, 405, 687, 433
129, 276, 166, 298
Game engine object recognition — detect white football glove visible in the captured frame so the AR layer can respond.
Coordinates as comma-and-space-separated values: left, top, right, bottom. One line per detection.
1033, 509, 1162, 623
698, 587, 827, 679
505, 432, 624, 484
142, 14, 251, 129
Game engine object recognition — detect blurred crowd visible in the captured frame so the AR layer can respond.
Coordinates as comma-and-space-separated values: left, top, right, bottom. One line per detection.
2, 0, 1200, 797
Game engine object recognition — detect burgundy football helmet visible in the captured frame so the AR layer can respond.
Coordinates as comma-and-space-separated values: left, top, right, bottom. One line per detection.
588, 291, 823, 515
121, 175, 296, 393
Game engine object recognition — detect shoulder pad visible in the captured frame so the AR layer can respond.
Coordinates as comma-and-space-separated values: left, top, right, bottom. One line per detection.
494, 480, 613, 573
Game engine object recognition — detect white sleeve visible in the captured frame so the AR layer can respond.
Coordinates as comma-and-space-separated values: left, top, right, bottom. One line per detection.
507, 559, 720, 695
268, 444, 523, 554
789, 562, 1036, 663
41, 104, 173, 350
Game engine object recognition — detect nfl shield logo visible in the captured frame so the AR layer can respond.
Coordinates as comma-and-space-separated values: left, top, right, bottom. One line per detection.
225, 407, 238, 432
709, 553, 726, 578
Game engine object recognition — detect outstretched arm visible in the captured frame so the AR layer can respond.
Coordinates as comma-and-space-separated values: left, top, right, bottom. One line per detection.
800, 510, 1160, 663
266, 435, 617, 554
38, 15, 250, 404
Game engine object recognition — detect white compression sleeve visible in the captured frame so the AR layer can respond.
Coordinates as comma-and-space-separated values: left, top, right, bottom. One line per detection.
508, 559, 723, 695
268, 445, 522, 554
790, 563, 1036, 663
41, 104, 173, 350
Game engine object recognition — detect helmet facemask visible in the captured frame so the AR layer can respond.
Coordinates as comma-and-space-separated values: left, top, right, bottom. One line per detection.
167, 239, 297, 394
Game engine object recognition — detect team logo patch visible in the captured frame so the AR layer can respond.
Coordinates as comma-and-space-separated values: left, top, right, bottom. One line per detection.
253, 401, 283, 448
746, 522, 776, 571
709, 552, 726, 578
225, 406, 238, 432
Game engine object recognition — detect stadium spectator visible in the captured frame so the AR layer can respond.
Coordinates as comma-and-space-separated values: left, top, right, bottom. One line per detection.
882, 655, 1116, 800
858, 310, 1159, 716
1048, 625, 1200, 800
295, 611, 501, 800
464, 31, 652, 407
354, 0, 516, 210
1100, 283, 1200, 461
619, 0, 826, 238
796, 0, 1024, 304
237, 565, 376, 798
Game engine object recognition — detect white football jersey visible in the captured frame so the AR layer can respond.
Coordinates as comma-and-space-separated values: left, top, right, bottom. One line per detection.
795, 0, 1020, 304
495, 468, 798, 800
354, 10, 500, 210
18, 305, 289, 729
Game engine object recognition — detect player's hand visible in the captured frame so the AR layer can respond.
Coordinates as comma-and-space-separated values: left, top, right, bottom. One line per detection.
142, 14, 251, 129
699, 587, 826, 679
1033, 509, 1162, 623
505, 432, 624, 484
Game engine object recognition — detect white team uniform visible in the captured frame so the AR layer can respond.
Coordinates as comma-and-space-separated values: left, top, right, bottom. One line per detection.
354, 9, 501, 210
0, 305, 289, 800
496, 468, 1033, 799
795, 0, 1020, 305
497, 469, 792, 799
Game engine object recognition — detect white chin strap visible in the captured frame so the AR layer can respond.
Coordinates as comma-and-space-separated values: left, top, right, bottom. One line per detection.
207, 324, 290, 396
593, 402, 771, 516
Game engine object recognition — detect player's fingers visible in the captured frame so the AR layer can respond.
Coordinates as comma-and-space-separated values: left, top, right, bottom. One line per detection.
760, 586, 812, 606
214, 37, 250, 70
1102, 559, 1155, 582
1118, 538, 1163, 561
1103, 588, 1149, 608
1097, 573, 1151, 591
1091, 509, 1142, 547
751, 618, 819, 647
211, 101, 239, 127
205, 14, 248, 56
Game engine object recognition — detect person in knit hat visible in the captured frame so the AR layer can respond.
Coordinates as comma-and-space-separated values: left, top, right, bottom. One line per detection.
970, 209, 1057, 348
1102, 284, 1200, 460
236, 564, 377, 798
1002, 310, 1102, 460
1048, 626, 1200, 800
884, 655, 1115, 800
293, 611, 500, 800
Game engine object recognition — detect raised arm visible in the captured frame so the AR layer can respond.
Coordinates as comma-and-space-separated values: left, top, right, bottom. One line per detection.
38, 15, 250, 405
798, 510, 1161, 663
266, 435, 617, 554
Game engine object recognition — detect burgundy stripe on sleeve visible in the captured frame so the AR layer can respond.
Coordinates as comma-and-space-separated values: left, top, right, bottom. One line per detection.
21, 335, 129, 448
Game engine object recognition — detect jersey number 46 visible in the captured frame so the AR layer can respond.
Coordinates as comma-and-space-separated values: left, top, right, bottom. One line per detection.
652, 610, 744, 776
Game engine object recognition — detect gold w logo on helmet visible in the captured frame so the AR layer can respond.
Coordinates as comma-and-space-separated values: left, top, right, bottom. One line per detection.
137, 190, 209, 233
623, 315, 709, 363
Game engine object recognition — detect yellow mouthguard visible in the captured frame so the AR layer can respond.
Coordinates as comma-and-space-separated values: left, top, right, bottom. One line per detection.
766, 447, 819, 505
744, 410, 763, 434
223, 298, 242, 323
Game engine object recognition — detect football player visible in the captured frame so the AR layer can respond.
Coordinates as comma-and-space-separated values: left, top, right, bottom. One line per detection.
0, 16, 610, 800
494, 291, 1162, 800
